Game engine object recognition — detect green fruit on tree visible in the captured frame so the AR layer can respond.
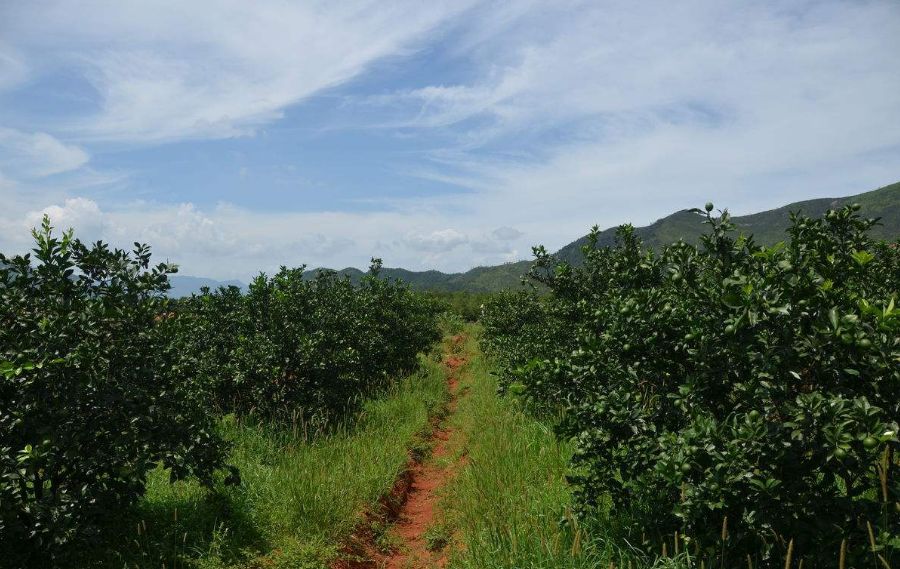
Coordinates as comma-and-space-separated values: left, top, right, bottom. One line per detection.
748, 410, 761, 421
680, 463, 692, 473
863, 437, 878, 450
834, 448, 847, 460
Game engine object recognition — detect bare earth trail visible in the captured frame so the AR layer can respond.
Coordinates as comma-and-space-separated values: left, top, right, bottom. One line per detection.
340, 332, 470, 569
384, 333, 469, 569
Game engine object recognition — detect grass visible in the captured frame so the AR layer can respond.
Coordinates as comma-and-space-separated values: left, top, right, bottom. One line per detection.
437, 326, 695, 569
434, 326, 598, 568
79, 347, 450, 568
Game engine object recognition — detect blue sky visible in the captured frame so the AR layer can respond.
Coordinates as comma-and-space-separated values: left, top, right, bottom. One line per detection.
1, 0, 899, 279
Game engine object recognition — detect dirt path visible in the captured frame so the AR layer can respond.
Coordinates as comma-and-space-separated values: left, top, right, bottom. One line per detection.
381, 334, 468, 569
336, 333, 470, 569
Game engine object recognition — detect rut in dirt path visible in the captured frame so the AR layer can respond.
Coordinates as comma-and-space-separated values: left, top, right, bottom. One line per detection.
383, 333, 469, 569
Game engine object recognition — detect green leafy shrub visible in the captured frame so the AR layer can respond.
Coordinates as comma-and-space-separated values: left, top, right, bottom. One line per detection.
483, 205, 899, 566
480, 289, 578, 408
169, 259, 441, 421
427, 291, 495, 322
0, 218, 230, 565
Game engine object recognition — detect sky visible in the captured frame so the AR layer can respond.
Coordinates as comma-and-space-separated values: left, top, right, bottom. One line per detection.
1, 0, 899, 280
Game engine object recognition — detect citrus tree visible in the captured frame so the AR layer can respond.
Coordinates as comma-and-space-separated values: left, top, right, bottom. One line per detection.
484, 205, 899, 567
0, 218, 231, 565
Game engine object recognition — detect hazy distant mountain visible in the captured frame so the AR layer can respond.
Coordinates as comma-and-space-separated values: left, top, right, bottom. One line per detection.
301, 263, 533, 293
172, 181, 899, 295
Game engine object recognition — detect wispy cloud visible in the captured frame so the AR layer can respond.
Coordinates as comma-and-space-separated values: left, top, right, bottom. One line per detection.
1, 1, 476, 143
0, 128, 89, 178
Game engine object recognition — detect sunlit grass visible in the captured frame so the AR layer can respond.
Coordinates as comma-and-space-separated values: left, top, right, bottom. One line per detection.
81, 349, 449, 568
440, 327, 687, 569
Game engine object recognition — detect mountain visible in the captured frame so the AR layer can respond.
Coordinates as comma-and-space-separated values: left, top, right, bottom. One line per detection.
301, 262, 533, 293
169, 264, 532, 297
170, 181, 899, 296
556, 180, 900, 264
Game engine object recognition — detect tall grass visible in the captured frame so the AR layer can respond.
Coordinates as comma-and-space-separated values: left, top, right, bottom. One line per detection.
81, 349, 450, 568
438, 327, 595, 568
441, 326, 694, 569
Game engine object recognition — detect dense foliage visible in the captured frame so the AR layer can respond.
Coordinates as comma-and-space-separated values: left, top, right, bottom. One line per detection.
170, 260, 441, 421
0, 221, 440, 565
482, 204, 899, 567
0, 218, 230, 566
426, 291, 495, 322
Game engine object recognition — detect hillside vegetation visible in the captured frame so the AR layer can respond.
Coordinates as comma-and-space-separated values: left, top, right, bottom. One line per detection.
556, 180, 900, 264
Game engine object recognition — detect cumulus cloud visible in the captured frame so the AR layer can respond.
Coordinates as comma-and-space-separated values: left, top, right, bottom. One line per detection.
404, 228, 469, 253
25, 197, 106, 241
2, 197, 505, 279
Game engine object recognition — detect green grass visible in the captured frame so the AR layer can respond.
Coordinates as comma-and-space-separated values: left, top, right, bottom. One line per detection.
436, 326, 597, 568
439, 326, 696, 569
80, 349, 450, 568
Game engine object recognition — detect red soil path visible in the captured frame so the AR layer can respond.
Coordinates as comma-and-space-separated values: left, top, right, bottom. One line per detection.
383, 338, 467, 569
337, 334, 468, 569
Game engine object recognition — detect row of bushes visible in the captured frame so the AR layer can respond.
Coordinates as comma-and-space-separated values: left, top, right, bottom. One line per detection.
482, 204, 899, 567
168, 262, 439, 421
0, 217, 440, 566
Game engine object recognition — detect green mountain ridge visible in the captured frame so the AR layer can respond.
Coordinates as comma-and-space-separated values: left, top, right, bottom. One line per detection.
556, 180, 900, 264
170, 181, 899, 296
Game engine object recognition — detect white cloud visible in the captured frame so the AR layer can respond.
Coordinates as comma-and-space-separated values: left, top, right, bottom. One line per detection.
380, 0, 900, 250
1, 195, 533, 279
375, 1, 900, 141
404, 228, 469, 253
0, 128, 89, 178
492, 226, 523, 241
25, 197, 106, 240
1, 1, 476, 142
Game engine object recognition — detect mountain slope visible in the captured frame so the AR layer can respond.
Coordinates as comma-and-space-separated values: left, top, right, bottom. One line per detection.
301, 262, 533, 293
556, 181, 900, 264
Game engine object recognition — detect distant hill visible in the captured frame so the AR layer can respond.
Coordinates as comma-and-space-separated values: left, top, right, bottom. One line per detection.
556, 180, 900, 264
170, 181, 899, 296
168, 264, 532, 297
301, 262, 533, 294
